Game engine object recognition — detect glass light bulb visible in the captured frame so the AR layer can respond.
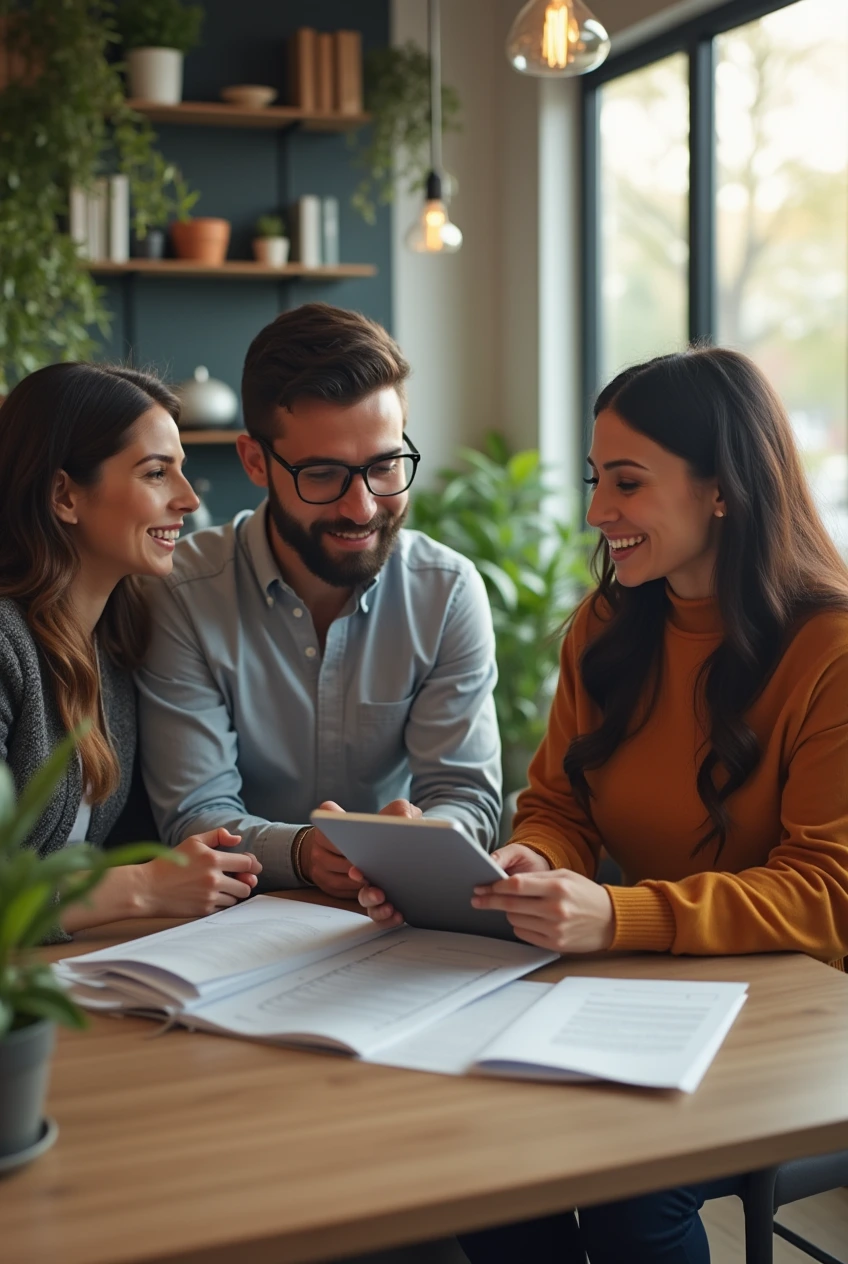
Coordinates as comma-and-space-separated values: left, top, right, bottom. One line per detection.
405, 199, 463, 254
506, 0, 610, 77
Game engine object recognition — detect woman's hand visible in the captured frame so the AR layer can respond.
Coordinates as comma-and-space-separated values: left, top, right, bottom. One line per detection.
471, 867, 616, 954
492, 842, 555, 875
138, 828, 262, 918
352, 799, 423, 927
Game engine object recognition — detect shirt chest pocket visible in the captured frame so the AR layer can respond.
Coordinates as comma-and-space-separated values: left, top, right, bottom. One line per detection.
353, 697, 414, 787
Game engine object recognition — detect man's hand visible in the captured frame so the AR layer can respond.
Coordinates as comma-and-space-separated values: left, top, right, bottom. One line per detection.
352, 799, 422, 927
300, 800, 364, 898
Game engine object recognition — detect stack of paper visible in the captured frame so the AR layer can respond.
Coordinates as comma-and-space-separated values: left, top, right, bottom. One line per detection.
57, 896, 555, 1059
58, 897, 747, 1091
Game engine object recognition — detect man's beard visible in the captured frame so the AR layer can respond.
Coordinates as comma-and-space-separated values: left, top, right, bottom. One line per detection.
266, 481, 408, 588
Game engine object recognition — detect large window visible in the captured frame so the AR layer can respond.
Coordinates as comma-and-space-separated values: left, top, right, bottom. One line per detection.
586, 0, 848, 542
600, 54, 689, 381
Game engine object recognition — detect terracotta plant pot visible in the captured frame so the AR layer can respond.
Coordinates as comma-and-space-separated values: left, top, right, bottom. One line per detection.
170, 218, 231, 264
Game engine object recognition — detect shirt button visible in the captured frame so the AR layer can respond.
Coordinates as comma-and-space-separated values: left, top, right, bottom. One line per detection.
305, 646, 317, 658
292, 607, 303, 618
266, 595, 274, 608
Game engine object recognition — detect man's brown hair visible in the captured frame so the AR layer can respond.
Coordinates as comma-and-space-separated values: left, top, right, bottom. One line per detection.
241, 302, 410, 441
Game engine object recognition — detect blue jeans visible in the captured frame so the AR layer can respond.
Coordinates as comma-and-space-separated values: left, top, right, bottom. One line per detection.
458, 1174, 747, 1263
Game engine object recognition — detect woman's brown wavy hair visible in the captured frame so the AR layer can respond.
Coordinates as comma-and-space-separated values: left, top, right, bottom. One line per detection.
563, 346, 848, 861
0, 362, 180, 803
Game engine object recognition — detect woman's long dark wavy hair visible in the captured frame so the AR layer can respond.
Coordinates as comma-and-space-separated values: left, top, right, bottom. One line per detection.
563, 347, 848, 860
0, 362, 180, 803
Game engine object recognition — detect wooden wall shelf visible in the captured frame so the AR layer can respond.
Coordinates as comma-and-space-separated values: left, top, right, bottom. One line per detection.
126, 100, 370, 132
180, 429, 244, 444
89, 260, 376, 280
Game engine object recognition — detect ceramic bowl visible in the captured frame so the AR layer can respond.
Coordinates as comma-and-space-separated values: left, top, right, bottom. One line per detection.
220, 84, 277, 109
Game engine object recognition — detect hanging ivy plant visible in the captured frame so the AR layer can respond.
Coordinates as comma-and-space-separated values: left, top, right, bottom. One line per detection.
0, 0, 196, 393
350, 42, 462, 225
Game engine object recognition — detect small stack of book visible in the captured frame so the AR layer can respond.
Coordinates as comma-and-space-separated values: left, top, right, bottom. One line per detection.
287, 27, 363, 116
69, 176, 130, 264
292, 195, 340, 268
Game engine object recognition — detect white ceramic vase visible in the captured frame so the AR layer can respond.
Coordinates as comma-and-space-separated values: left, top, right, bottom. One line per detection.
252, 237, 291, 267
127, 48, 184, 105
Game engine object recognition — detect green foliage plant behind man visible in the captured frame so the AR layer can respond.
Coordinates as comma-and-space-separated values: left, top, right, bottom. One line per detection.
410, 432, 592, 791
350, 42, 462, 225
114, 0, 204, 54
0, 0, 197, 393
0, 726, 178, 1037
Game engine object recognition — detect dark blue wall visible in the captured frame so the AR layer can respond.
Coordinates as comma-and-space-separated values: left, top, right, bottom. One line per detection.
100, 0, 391, 524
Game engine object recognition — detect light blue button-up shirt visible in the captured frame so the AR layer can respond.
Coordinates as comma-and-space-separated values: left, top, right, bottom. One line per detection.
137, 503, 502, 889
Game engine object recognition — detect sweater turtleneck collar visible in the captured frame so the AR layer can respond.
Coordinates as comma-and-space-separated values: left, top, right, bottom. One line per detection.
665, 582, 723, 637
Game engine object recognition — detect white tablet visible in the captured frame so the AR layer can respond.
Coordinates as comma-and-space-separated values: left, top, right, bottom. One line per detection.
309, 810, 516, 941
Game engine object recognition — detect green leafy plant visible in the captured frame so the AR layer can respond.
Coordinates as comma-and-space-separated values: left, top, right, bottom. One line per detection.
0, 726, 179, 1037
350, 42, 462, 225
115, 0, 203, 54
255, 214, 286, 239
0, 0, 198, 392
410, 432, 593, 790
127, 153, 198, 238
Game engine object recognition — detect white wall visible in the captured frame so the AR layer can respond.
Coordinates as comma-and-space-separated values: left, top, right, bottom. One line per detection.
391, 0, 722, 496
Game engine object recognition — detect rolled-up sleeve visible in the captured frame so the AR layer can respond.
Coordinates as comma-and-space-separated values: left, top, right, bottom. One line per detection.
136, 581, 303, 890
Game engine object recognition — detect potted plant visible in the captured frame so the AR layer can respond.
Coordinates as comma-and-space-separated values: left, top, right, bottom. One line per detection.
410, 432, 593, 799
252, 214, 290, 267
129, 156, 198, 257
170, 216, 231, 264
0, 0, 198, 394
350, 42, 462, 225
116, 0, 204, 106
0, 727, 178, 1168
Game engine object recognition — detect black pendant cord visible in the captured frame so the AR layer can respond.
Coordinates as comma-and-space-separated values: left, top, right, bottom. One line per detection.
428, 0, 442, 180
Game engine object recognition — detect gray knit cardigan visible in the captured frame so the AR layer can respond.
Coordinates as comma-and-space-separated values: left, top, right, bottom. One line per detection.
0, 597, 136, 860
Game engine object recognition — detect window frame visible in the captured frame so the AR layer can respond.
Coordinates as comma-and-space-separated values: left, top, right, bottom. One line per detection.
580, 0, 802, 432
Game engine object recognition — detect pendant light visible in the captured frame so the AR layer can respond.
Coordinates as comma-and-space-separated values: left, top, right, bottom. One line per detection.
405, 0, 462, 254
506, 0, 610, 77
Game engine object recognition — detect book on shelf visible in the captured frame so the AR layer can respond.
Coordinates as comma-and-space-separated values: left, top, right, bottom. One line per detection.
321, 196, 340, 266
56, 895, 555, 1060
69, 176, 130, 263
315, 31, 335, 113
56, 895, 747, 1091
108, 174, 130, 264
86, 177, 108, 264
293, 194, 323, 267
334, 29, 363, 115
287, 26, 317, 111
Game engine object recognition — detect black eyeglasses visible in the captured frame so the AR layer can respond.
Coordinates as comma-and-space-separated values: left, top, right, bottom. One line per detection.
258, 435, 421, 505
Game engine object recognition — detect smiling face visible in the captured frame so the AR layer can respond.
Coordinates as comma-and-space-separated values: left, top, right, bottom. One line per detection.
586, 408, 724, 599
53, 406, 199, 585
239, 386, 410, 589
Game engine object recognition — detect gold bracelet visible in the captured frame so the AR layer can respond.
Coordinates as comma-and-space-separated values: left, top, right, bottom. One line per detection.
291, 826, 315, 886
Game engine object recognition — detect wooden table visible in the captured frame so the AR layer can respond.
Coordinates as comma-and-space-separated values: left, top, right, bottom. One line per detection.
3, 895, 848, 1264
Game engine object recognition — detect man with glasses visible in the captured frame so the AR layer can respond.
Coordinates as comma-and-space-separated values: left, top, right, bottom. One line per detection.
137, 303, 501, 896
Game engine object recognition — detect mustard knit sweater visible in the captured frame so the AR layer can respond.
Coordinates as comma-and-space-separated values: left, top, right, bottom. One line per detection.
513, 586, 848, 965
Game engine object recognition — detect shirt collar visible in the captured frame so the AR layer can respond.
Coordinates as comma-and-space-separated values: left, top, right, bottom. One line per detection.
243, 500, 384, 612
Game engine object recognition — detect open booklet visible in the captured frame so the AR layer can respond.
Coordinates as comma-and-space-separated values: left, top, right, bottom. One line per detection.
56, 895, 556, 1059
371, 976, 748, 1092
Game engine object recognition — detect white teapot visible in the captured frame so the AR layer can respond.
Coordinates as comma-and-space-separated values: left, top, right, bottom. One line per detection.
176, 366, 239, 429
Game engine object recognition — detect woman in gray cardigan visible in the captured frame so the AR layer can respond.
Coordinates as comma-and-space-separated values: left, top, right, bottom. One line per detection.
0, 362, 261, 935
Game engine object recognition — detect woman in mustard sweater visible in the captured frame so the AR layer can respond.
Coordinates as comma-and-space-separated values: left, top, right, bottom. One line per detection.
359, 346, 848, 1262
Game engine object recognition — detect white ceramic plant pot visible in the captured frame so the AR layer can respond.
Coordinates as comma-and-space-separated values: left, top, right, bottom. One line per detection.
127, 48, 184, 105
252, 237, 290, 267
